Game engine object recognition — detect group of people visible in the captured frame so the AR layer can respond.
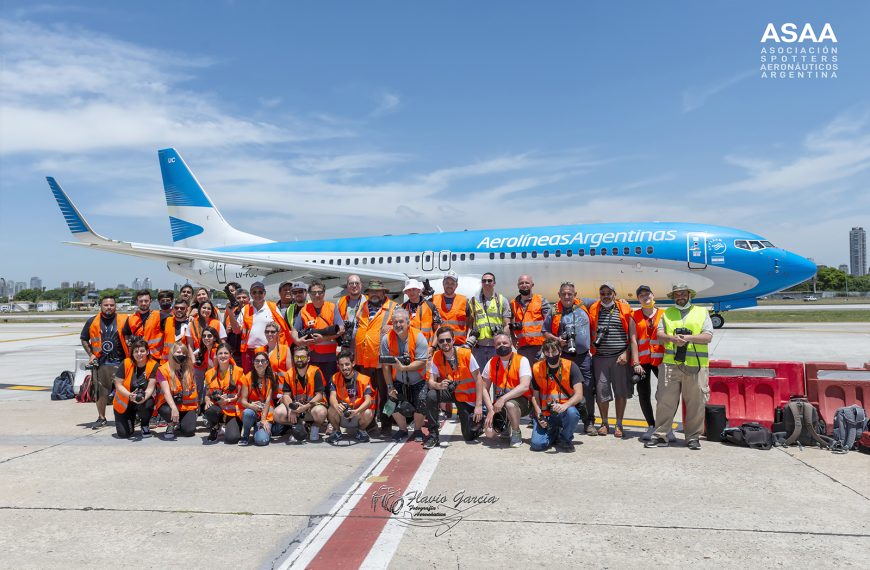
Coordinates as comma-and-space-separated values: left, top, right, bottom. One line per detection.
79, 272, 713, 451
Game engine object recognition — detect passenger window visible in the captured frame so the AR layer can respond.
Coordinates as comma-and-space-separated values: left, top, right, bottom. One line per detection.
405, 256, 410, 262
415, 255, 420, 262
600, 248, 608, 256
387, 257, 392, 263
555, 250, 561, 257
354, 258, 359, 264
646, 246, 654, 254
623, 247, 630, 255
521, 252, 527, 258
378, 257, 383, 264
370, 257, 376, 264
589, 249, 595, 256
566, 249, 572, 257
580, 249, 587, 256
460, 253, 466, 261
612, 247, 618, 256
329, 259, 334, 265
362, 258, 367, 265
635, 246, 641, 255
543, 250, 549, 258
489, 253, 495, 260
511, 252, 517, 259
499, 252, 505, 259
469, 254, 475, 260
531, 251, 538, 258
451, 254, 457, 261
337, 259, 341, 266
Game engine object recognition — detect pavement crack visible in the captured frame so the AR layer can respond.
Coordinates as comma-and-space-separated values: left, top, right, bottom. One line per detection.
0, 505, 309, 518
775, 447, 870, 501
0, 429, 107, 465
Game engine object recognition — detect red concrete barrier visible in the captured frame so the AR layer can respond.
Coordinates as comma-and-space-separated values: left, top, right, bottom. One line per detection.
805, 362, 870, 435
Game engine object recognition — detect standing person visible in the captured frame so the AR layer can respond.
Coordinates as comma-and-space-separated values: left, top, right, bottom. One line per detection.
258, 322, 290, 373
156, 290, 175, 329
161, 299, 190, 362
353, 280, 396, 436
645, 284, 713, 451
481, 333, 533, 448
278, 281, 308, 332
112, 339, 159, 439
238, 354, 277, 446
233, 281, 290, 373
588, 282, 638, 438
529, 339, 585, 451
79, 295, 128, 428
122, 289, 163, 360
402, 279, 441, 345
178, 284, 194, 313
187, 300, 226, 359
467, 272, 511, 369
338, 275, 365, 357
432, 271, 470, 345
292, 280, 344, 381
190, 287, 210, 317
221, 281, 243, 363
190, 326, 220, 406
510, 274, 551, 363
155, 343, 199, 439
543, 282, 595, 435
425, 327, 486, 448
326, 351, 375, 444
631, 285, 664, 440
380, 308, 429, 443
272, 345, 328, 442
203, 343, 245, 444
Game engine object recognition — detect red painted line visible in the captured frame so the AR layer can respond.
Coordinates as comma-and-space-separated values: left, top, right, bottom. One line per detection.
308, 442, 427, 569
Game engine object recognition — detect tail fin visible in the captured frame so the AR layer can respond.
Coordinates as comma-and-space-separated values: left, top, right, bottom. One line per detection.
46, 177, 107, 243
158, 148, 271, 248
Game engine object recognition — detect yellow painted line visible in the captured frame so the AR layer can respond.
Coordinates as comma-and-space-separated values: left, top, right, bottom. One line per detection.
591, 417, 678, 428
0, 332, 78, 343
2, 385, 50, 391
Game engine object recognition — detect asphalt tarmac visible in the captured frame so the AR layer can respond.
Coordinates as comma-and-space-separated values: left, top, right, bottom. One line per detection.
0, 322, 868, 568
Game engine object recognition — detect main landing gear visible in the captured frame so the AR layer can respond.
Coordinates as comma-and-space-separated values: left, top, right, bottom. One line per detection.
710, 313, 725, 329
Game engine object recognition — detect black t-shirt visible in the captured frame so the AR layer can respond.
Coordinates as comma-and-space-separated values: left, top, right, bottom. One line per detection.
285, 368, 325, 396
80, 315, 125, 363
122, 311, 152, 337
531, 362, 583, 395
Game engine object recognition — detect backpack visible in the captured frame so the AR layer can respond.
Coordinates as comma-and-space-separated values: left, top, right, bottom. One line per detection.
51, 371, 76, 400
76, 374, 95, 403
777, 397, 831, 449
722, 422, 774, 450
830, 405, 868, 453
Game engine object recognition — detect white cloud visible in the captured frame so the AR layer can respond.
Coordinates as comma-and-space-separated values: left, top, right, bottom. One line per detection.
370, 92, 401, 117
682, 69, 755, 113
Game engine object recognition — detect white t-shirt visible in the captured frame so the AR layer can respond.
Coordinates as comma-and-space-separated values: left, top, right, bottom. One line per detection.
185, 320, 228, 341
429, 352, 480, 378
237, 303, 275, 348
481, 355, 531, 381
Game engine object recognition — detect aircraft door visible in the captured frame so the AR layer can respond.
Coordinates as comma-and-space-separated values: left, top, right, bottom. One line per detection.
687, 233, 707, 269
215, 262, 227, 284
438, 250, 452, 271
421, 251, 435, 272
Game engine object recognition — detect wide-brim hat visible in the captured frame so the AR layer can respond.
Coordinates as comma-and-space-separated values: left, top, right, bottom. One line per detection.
365, 279, 388, 292
403, 278, 423, 292
666, 283, 697, 299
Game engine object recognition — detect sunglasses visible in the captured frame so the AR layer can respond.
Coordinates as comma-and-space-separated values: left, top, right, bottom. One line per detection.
437, 338, 453, 344
481, 279, 494, 283
265, 330, 278, 335
252, 290, 265, 295
254, 359, 269, 365
309, 290, 325, 296
201, 334, 214, 339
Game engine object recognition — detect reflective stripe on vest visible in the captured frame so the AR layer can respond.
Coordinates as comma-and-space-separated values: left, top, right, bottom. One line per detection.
433, 347, 476, 404
331, 371, 373, 409
127, 311, 164, 359
470, 294, 507, 340
588, 300, 632, 356
156, 362, 198, 412
354, 300, 395, 368
113, 358, 158, 414
205, 365, 244, 416
488, 354, 532, 399
510, 295, 545, 347
661, 306, 709, 367
241, 302, 291, 352
531, 359, 573, 415
632, 308, 664, 366
433, 294, 468, 344
89, 314, 128, 359
386, 328, 428, 381
299, 302, 338, 355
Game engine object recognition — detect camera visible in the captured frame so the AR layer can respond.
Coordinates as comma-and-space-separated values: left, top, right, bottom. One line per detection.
342, 404, 354, 419
509, 321, 523, 332
547, 402, 562, 415
443, 381, 458, 400
672, 327, 693, 362
172, 393, 183, 405
131, 377, 147, 403
288, 401, 301, 411
379, 354, 411, 366
592, 325, 608, 349
465, 329, 480, 349
561, 325, 577, 354
223, 285, 239, 309
291, 421, 308, 442
210, 390, 224, 402
300, 325, 340, 339
492, 410, 508, 433
340, 323, 355, 348
630, 371, 645, 385
193, 349, 204, 367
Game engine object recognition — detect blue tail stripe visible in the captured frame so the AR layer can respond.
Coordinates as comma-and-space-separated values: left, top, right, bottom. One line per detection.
46, 177, 88, 234
158, 148, 213, 207
169, 216, 204, 242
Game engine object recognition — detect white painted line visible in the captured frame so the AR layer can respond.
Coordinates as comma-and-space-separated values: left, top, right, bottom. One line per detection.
359, 421, 458, 569
277, 441, 402, 570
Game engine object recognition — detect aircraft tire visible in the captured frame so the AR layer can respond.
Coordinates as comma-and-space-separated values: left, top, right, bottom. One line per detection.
710, 313, 725, 329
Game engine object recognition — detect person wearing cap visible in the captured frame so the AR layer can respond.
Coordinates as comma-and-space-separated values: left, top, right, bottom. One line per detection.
631, 285, 664, 439
402, 279, 441, 345
380, 308, 430, 443
338, 275, 366, 357
467, 272, 511, 366
354, 279, 397, 436
645, 284, 713, 451
232, 281, 291, 373
587, 281, 638, 438
292, 280, 345, 382
277, 280, 308, 331
432, 271, 471, 346
510, 275, 552, 363
543, 281, 594, 431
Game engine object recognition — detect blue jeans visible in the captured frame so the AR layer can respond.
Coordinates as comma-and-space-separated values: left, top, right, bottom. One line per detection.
242, 408, 270, 446
530, 406, 580, 451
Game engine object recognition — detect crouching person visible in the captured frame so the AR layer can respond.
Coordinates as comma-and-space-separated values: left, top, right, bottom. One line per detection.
238, 354, 277, 446
203, 343, 245, 444
155, 343, 198, 439
272, 345, 327, 443
326, 351, 374, 444
425, 327, 486, 449
481, 333, 533, 448
530, 340, 585, 451
113, 339, 159, 439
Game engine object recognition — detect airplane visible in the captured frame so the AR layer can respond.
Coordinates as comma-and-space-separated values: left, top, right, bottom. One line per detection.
47, 148, 817, 329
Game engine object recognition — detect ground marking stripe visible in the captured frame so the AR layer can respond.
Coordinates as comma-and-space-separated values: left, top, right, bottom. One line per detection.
0, 332, 78, 343
0, 384, 51, 391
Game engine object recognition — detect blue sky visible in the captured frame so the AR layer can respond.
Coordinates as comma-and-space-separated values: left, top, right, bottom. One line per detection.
1, 1, 867, 289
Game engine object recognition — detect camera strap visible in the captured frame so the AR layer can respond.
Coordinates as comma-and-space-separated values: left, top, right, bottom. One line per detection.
546, 366, 572, 401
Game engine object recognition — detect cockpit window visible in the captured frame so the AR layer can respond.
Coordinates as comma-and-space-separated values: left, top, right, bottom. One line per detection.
748, 240, 764, 251
734, 240, 750, 250
761, 240, 775, 248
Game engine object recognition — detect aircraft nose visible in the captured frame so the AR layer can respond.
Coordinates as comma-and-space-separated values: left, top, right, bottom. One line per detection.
787, 252, 817, 283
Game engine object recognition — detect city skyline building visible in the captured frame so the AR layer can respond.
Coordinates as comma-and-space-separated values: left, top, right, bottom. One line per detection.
838, 264, 849, 273
132, 277, 141, 290
850, 227, 867, 276
60, 281, 70, 289
30, 276, 42, 291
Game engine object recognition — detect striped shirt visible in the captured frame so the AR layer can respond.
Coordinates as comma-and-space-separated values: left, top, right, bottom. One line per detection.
595, 305, 628, 357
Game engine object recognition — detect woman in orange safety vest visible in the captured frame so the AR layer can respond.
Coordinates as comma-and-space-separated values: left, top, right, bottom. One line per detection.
155, 343, 199, 439
112, 338, 159, 439
238, 354, 278, 446
203, 343, 245, 444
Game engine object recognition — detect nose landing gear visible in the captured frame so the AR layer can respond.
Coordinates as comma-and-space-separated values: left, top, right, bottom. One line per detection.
710, 313, 725, 329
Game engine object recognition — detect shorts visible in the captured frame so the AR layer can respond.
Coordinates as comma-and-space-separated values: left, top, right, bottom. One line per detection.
592, 355, 633, 403
301, 402, 327, 423
396, 381, 428, 415
96, 363, 119, 399
339, 414, 360, 429
494, 391, 531, 417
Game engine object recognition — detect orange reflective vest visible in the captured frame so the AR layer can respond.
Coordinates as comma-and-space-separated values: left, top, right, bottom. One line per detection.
338, 295, 366, 321
240, 301, 291, 352
189, 317, 221, 350
205, 365, 244, 417
549, 299, 589, 336
161, 316, 189, 361
404, 300, 438, 341
531, 358, 574, 415
299, 302, 338, 356
126, 311, 163, 359
284, 365, 323, 404
113, 358, 158, 414
385, 328, 428, 382
255, 343, 290, 373
488, 354, 532, 399
241, 371, 275, 421
88, 314, 128, 359
354, 299, 395, 368
432, 347, 476, 404
193, 345, 219, 372
588, 300, 632, 356
632, 308, 664, 366
433, 294, 468, 344
510, 295, 545, 347
331, 371, 374, 410
155, 362, 198, 413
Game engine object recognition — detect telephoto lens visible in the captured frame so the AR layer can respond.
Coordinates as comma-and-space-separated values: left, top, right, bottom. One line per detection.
673, 327, 692, 362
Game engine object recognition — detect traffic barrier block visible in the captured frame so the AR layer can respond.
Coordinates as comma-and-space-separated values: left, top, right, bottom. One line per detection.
747, 361, 805, 398
860, 431, 870, 452
805, 362, 870, 435
684, 369, 784, 429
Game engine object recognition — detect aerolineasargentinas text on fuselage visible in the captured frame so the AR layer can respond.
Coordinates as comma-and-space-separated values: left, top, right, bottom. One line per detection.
47, 148, 816, 328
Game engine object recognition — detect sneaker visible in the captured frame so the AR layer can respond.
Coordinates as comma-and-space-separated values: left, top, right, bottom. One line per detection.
555, 440, 575, 452
164, 425, 177, 440
238, 438, 250, 447
585, 424, 598, 436
500, 428, 511, 439
640, 426, 655, 441
644, 436, 668, 448
92, 417, 108, 429
219, 426, 226, 437
509, 429, 523, 448
379, 427, 393, 439
141, 425, 152, 438
326, 431, 342, 445
208, 426, 219, 442
309, 426, 320, 442
423, 435, 439, 450
412, 429, 424, 442
438, 411, 447, 422
354, 430, 370, 443
391, 430, 408, 443
667, 430, 677, 443
687, 439, 701, 451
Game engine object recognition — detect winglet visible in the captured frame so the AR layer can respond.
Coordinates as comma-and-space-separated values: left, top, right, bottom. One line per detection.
46, 177, 107, 241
